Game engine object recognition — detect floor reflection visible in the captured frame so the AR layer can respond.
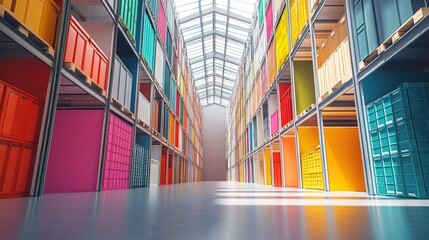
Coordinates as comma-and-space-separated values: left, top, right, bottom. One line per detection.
0, 182, 429, 239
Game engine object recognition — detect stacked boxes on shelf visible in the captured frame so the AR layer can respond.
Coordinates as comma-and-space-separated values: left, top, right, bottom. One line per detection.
0, 81, 42, 197
64, 16, 109, 91
0, 0, 60, 47
138, 93, 151, 126
142, 12, 156, 72
112, 55, 133, 110
279, 82, 293, 127
367, 83, 429, 198
119, 0, 138, 41
352, 0, 429, 61
317, 15, 352, 97
290, 0, 309, 45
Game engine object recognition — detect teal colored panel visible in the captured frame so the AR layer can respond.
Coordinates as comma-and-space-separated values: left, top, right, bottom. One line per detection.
120, 0, 138, 40
180, 99, 184, 124
352, 0, 379, 61
166, 29, 173, 63
142, 12, 156, 71
147, 0, 158, 19
164, 61, 171, 100
133, 140, 150, 188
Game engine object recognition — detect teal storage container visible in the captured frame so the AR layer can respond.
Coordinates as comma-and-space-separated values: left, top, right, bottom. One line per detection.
120, 0, 139, 41
367, 82, 429, 198
258, 0, 266, 28
352, 0, 379, 61
133, 136, 150, 188
171, 83, 176, 112
163, 104, 169, 139
166, 29, 173, 63
147, 0, 158, 19
180, 99, 184, 124
142, 12, 156, 72
376, 0, 428, 40
164, 61, 171, 100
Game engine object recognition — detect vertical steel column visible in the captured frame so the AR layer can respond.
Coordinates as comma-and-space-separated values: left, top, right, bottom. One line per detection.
307, 0, 330, 191
344, 0, 373, 194
97, 0, 120, 192
33, 0, 72, 196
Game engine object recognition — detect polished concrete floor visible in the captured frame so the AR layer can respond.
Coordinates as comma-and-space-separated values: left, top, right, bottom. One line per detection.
1, 182, 429, 240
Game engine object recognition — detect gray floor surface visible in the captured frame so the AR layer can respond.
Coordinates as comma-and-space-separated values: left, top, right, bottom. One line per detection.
1, 181, 429, 240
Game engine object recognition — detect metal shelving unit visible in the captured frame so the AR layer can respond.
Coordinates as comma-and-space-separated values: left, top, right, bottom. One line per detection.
0, 0, 203, 198
227, 0, 429, 195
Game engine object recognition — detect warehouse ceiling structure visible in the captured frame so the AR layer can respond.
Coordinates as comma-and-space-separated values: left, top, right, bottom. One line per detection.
174, 0, 255, 106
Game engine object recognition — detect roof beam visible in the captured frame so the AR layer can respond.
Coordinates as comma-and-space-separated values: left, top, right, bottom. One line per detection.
193, 72, 235, 82
180, 8, 251, 25
183, 30, 246, 46
190, 53, 241, 66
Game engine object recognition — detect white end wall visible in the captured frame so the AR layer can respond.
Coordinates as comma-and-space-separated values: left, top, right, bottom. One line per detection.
203, 105, 226, 181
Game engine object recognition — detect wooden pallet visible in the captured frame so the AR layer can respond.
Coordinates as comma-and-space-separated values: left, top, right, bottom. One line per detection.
0, 6, 54, 57
282, 121, 293, 130
321, 79, 347, 98
64, 62, 107, 96
359, 8, 429, 70
137, 119, 150, 130
111, 97, 134, 119
311, 0, 321, 12
118, 17, 136, 45
298, 104, 316, 118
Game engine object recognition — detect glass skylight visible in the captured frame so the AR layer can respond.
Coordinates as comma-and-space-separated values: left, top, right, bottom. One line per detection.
174, 0, 256, 106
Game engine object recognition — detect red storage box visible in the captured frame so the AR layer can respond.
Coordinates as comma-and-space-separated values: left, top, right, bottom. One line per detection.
0, 83, 43, 143
64, 15, 90, 73
88, 39, 109, 91
64, 16, 109, 91
273, 152, 282, 187
0, 139, 36, 198
160, 148, 167, 185
0, 82, 5, 103
280, 83, 293, 127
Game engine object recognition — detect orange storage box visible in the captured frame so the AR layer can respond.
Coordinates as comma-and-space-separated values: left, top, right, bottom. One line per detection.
1, 0, 60, 47
0, 81, 43, 143
38, 0, 60, 47
0, 0, 13, 9
88, 39, 109, 91
64, 15, 90, 74
13, 0, 45, 35
0, 139, 37, 198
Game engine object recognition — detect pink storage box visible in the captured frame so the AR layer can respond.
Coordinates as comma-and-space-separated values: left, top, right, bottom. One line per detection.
270, 110, 279, 135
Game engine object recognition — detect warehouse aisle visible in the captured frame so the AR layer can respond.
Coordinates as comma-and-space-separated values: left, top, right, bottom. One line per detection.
1, 182, 429, 240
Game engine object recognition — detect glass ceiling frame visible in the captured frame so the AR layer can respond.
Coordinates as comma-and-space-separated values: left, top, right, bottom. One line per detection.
174, 0, 254, 106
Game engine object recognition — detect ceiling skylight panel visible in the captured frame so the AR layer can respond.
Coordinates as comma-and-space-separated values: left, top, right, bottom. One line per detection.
174, 0, 256, 106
